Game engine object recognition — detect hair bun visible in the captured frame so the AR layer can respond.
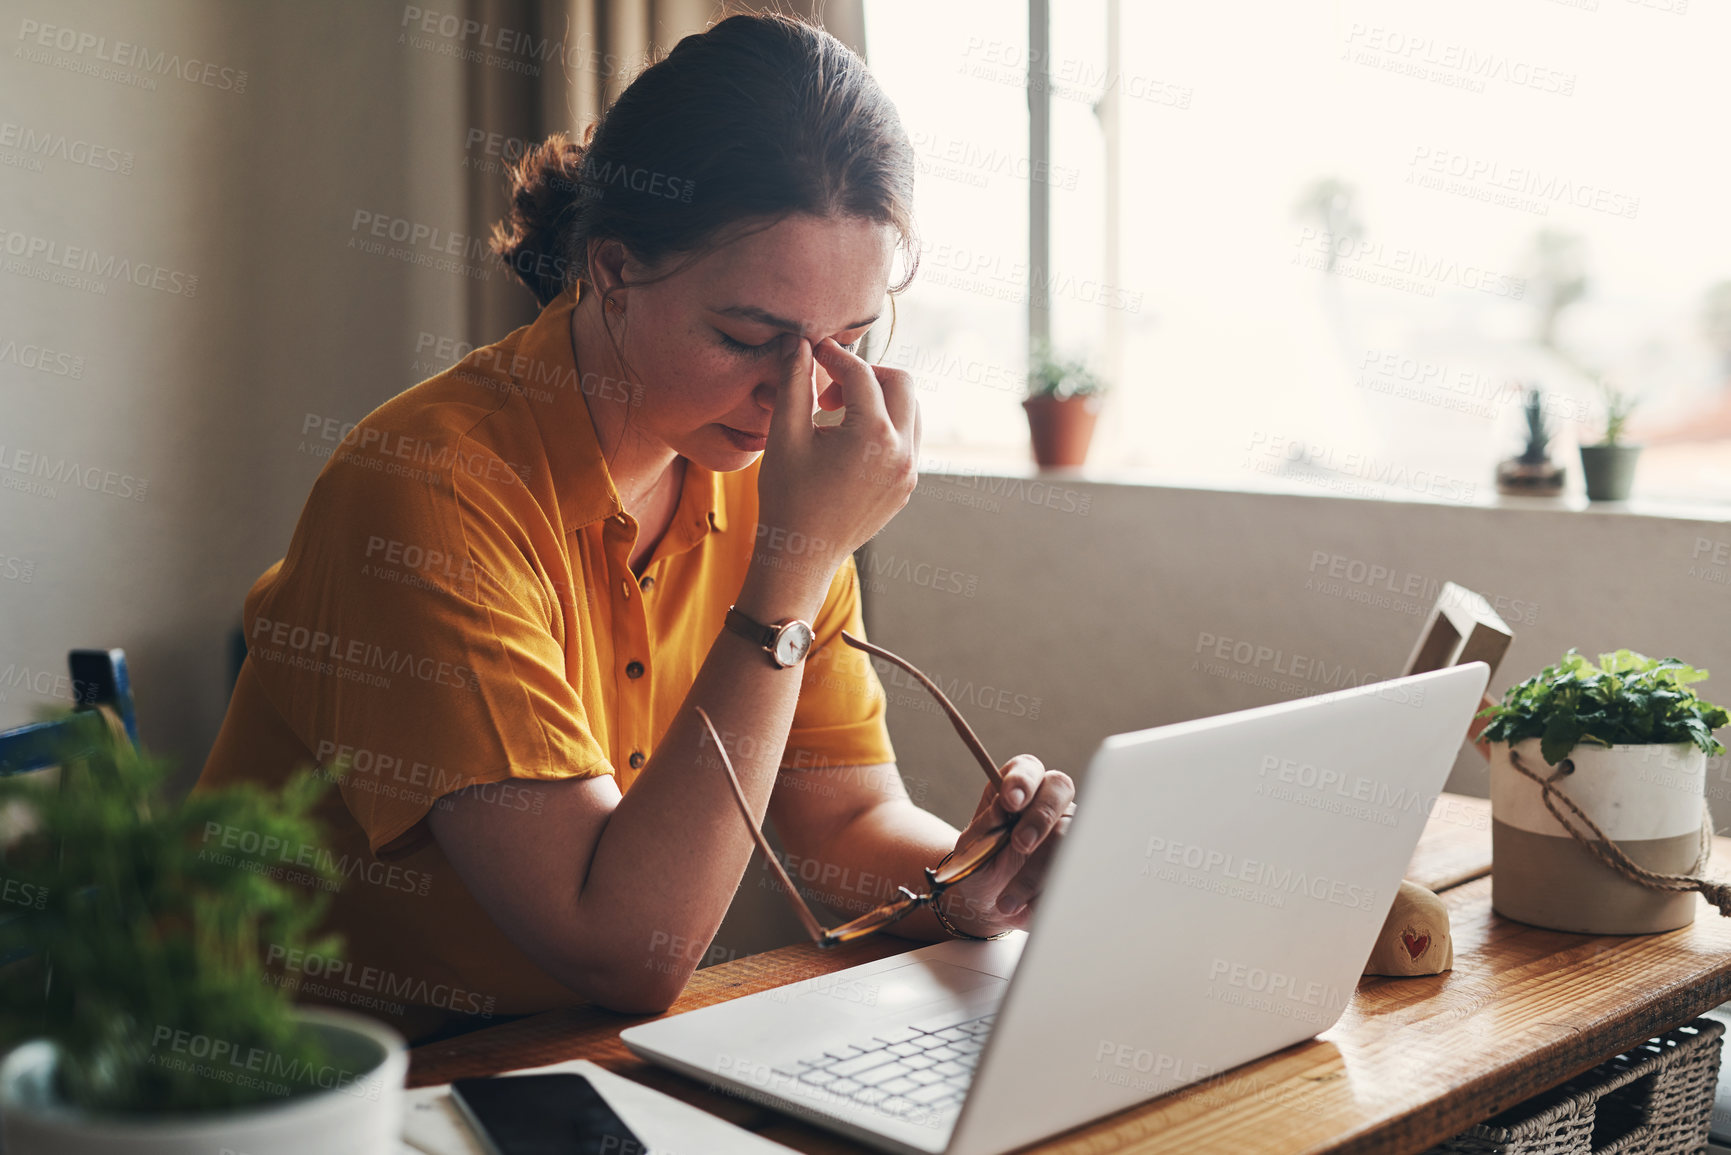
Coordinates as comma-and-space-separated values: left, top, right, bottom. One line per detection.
490, 132, 587, 306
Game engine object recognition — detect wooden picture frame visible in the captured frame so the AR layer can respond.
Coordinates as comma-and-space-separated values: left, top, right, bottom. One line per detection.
1402, 581, 1515, 683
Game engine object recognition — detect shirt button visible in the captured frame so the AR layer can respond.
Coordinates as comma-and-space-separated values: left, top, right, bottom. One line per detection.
629, 751, 645, 769
639, 574, 655, 592
626, 660, 644, 679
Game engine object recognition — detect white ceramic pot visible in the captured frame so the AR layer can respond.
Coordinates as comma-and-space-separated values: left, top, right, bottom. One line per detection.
0, 1008, 406, 1155
1489, 738, 1707, 934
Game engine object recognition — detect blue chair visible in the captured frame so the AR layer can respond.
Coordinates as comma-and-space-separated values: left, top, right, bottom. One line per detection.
0, 649, 137, 777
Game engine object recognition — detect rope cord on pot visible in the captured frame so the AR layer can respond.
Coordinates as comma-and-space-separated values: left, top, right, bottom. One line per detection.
1507, 747, 1731, 917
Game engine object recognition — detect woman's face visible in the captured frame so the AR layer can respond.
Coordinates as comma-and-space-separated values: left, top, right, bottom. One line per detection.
607, 213, 896, 472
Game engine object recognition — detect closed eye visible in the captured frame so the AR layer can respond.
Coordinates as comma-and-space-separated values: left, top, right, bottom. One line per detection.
717, 331, 862, 357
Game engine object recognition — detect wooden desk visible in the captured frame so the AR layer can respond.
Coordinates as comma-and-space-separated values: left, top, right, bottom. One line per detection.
408, 795, 1731, 1154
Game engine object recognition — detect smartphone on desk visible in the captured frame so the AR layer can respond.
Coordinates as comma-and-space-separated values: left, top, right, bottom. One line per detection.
451, 1073, 646, 1155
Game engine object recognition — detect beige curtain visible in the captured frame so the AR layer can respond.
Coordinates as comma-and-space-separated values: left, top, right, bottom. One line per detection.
461, 0, 867, 341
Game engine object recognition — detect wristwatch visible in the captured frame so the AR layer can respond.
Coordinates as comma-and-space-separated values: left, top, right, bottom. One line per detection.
724, 606, 815, 669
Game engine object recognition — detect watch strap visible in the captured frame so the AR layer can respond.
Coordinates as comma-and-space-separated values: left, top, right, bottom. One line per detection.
724, 606, 780, 652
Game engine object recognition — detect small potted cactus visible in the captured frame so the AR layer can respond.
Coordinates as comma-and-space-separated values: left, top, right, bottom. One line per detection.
1579, 381, 1642, 501
1495, 387, 1566, 497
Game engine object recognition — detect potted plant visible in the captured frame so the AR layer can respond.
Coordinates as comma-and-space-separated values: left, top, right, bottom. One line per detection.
1022, 340, 1105, 468
1494, 387, 1566, 497
0, 711, 405, 1154
1579, 381, 1642, 501
1478, 649, 1729, 934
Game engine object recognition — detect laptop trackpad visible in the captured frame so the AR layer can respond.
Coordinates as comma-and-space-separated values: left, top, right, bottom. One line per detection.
778, 959, 1005, 1033
865, 958, 1005, 1018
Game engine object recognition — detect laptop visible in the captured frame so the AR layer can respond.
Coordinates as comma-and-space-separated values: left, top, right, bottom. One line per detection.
622, 661, 1491, 1155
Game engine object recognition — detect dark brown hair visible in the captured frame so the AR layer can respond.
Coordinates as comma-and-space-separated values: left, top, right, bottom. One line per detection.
490, 12, 919, 308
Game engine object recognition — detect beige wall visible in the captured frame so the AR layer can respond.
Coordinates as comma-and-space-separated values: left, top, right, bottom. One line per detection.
0, 0, 530, 773
858, 476, 1731, 832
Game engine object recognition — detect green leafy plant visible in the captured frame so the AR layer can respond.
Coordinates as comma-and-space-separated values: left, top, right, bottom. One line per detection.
0, 710, 348, 1114
1478, 649, 1729, 765
1026, 339, 1105, 401
1595, 380, 1641, 447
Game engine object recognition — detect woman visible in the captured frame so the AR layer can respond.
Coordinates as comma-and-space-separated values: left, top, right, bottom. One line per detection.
199, 13, 1073, 1044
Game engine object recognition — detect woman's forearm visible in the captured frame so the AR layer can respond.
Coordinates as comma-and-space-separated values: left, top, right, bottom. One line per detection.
571, 555, 839, 1005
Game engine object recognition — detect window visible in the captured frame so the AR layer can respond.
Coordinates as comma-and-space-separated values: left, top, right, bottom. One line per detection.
864, 0, 1731, 505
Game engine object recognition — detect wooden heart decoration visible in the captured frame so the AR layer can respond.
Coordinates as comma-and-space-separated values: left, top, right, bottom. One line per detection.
1364, 880, 1452, 977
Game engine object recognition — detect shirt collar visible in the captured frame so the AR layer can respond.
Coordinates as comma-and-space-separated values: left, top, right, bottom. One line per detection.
516, 282, 727, 538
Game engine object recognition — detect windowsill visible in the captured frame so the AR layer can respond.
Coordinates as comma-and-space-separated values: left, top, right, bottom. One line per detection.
916, 449, 1731, 525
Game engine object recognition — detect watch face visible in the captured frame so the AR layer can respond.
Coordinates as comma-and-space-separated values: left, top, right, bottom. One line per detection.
774, 621, 815, 667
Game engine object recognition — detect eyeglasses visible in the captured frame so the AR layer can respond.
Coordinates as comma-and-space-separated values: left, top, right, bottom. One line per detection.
694, 630, 1015, 948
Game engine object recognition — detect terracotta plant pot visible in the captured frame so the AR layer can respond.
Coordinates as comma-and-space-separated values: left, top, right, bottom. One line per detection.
1579, 443, 1641, 501
1022, 394, 1102, 468
1489, 738, 1705, 934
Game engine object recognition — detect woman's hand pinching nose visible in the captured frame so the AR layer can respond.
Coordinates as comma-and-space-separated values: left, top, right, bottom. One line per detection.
815, 338, 850, 412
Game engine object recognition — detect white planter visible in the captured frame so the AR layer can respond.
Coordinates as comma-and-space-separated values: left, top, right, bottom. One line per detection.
1489, 738, 1707, 934
0, 1008, 406, 1155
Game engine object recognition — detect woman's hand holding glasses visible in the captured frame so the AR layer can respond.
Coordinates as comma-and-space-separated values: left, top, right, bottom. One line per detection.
694, 630, 1075, 948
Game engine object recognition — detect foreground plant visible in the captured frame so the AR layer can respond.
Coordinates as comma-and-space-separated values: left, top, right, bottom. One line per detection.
0, 710, 347, 1113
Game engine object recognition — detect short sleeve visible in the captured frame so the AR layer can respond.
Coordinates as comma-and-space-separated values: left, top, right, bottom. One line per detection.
782, 554, 897, 771
243, 433, 611, 857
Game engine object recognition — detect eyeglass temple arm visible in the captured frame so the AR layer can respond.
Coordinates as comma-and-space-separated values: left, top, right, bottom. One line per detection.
693, 706, 830, 944
840, 631, 1003, 789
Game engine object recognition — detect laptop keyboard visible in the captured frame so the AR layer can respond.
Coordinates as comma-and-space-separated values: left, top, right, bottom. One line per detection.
773, 1013, 996, 1119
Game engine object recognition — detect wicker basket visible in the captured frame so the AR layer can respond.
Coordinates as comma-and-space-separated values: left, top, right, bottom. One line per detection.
1428, 1018, 1725, 1155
